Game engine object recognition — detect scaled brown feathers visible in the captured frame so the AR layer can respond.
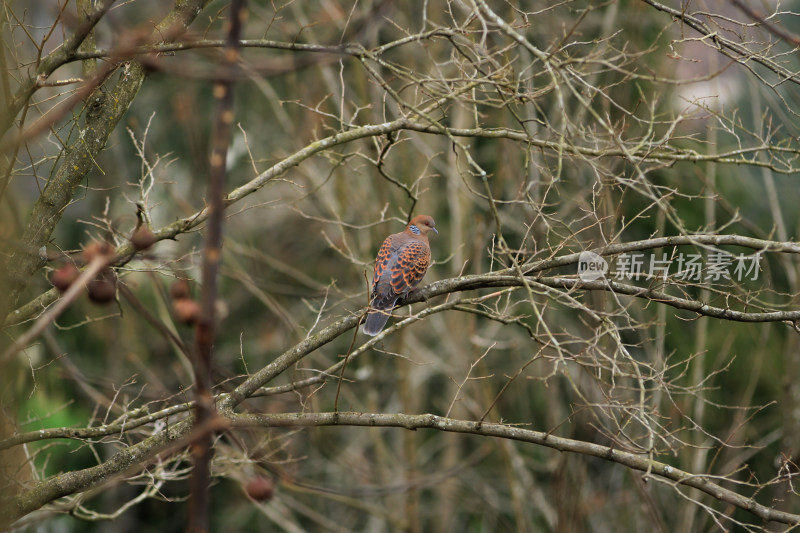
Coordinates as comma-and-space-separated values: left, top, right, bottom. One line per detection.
363, 215, 438, 336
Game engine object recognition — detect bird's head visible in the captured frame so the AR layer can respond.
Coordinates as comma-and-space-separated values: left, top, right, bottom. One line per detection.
407, 215, 438, 237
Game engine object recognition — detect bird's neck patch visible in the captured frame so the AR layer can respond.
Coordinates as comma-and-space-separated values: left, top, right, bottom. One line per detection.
409, 224, 421, 235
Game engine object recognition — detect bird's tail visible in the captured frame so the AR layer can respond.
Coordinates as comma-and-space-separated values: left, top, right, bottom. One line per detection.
362, 297, 399, 336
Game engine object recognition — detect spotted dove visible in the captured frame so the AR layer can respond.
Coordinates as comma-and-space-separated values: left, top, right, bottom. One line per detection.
363, 215, 438, 336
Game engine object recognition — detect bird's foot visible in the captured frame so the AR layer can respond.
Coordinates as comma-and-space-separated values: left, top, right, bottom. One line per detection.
403, 288, 427, 303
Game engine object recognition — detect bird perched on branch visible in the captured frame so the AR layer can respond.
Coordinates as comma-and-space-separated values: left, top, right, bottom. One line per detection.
363, 215, 438, 336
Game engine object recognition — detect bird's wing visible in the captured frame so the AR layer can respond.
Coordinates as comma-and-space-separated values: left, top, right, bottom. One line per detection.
389, 240, 431, 297
372, 234, 400, 288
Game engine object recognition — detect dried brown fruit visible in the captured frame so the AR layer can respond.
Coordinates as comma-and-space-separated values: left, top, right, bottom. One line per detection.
170, 279, 191, 300
131, 226, 156, 251
245, 476, 275, 502
172, 297, 200, 325
50, 263, 80, 292
82, 240, 115, 263
87, 278, 116, 304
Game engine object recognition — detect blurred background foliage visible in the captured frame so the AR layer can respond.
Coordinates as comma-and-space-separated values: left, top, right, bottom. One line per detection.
3, 0, 800, 531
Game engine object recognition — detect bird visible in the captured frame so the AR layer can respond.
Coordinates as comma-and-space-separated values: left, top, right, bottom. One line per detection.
363, 215, 438, 336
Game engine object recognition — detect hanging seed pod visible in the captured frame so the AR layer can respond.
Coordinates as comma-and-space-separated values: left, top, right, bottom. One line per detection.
50, 263, 80, 292
172, 297, 200, 325
87, 278, 116, 304
87, 270, 117, 304
131, 226, 156, 251
170, 279, 192, 300
245, 476, 275, 502
82, 240, 115, 263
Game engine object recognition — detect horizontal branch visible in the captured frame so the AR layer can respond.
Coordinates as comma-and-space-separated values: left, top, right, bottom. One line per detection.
519, 234, 800, 273
67, 29, 460, 61
1, 418, 193, 524
231, 411, 800, 526
420, 272, 800, 324
9, 404, 797, 526
538, 276, 800, 322
0, 402, 192, 452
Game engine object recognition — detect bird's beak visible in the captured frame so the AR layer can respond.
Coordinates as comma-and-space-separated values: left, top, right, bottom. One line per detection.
432, 227, 439, 235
